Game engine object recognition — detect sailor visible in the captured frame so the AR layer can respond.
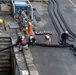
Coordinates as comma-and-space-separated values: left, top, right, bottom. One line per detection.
61, 31, 68, 45
29, 34, 36, 47
16, 36, 22, 46
20, 36, 28, 50
44, 34, 51, 45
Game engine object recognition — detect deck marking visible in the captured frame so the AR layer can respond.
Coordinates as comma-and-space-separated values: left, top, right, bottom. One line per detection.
69, 0, 76, 7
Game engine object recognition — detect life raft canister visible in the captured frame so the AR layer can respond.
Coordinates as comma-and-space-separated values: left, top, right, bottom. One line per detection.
25, 27, 29, 34
0, 19, 3, 25
28, 22, 33, 35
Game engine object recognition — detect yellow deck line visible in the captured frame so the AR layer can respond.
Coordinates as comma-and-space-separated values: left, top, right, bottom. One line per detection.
69, 0, 76, 7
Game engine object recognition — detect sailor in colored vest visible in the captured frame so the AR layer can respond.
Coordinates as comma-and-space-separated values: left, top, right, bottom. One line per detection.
16, 36, 22, 46
61, 31, 68, 45
29, 34, 36, 47
44, 34, 51, 45
20, 36, 28, 50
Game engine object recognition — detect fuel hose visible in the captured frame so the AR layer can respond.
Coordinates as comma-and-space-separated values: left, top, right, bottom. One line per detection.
0, 44, 16, 52
48, 0, 61, 42
54, 0, 75, 42
35, 42, 73, 47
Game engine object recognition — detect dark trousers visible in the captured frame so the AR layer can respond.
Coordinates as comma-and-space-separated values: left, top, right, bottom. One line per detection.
61, 39, 66, 45
29, 38, 35, 47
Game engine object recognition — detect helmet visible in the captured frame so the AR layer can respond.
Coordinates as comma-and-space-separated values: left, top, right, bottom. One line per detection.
22, 39, 24, 40
45, 34, 50, 37
22, 36, 25, 39
65, 31, 68, 34
30, 36, 33, 39
47, 36, 50, 39
45, 35, 50, 39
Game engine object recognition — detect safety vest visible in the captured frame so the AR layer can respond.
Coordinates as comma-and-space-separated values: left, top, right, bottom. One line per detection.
45, 34, 51, 40
21, 40, 26, 45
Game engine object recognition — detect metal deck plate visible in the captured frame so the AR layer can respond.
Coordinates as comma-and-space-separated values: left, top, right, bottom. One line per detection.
9, 23, 19, 29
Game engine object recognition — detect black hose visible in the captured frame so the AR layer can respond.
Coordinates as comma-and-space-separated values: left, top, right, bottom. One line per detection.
48, 0, 75, 45
48, 0, 61, 41
52, 0, 75, 42
0, 42, 73, 51
34, 42, 73, 47
54, 0, 75, 41
0, 44, 16, 52
52, 0, 64, 32
27, 42, 73, 47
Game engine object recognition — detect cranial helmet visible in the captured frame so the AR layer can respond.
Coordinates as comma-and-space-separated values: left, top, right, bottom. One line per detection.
22, 36, 25, 39
22, 39, 24, 40
65, 31, 68, 34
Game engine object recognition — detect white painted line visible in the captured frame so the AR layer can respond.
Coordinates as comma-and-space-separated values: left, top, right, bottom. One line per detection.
69, 0, 76, 7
